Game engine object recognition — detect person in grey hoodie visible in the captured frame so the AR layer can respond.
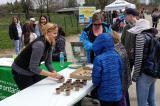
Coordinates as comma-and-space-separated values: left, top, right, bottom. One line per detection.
122, 8, 139, 72
128, 19, 158, 106
122, 8, 139, 106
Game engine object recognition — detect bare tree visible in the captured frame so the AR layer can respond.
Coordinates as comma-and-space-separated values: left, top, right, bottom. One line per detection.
32, 0, 55, 21
32, 0, 45, 15
68, 0, 78, 7
43, 0, 53, 21
84, 0, 96, 6
98, 0, 113, 10
22, 0, 33, 19
4, 2, 14, 13
84, 0, 113, 9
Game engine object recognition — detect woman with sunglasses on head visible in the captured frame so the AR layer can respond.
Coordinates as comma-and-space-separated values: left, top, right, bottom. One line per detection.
35, 15, 48, 37
80, 13, 111, 63
11, 23, 64, 90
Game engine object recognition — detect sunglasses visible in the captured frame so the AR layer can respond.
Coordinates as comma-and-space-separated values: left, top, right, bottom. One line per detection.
93, 23, 102, 27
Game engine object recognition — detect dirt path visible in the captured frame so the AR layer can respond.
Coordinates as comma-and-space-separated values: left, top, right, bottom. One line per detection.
0, 35, 80, 58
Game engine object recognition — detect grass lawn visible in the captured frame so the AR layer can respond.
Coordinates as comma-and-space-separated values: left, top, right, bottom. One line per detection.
0, 13, 83, 50
0, 26, 13, 49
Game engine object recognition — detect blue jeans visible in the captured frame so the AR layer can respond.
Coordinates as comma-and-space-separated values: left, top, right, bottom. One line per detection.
136, 73, 157, 106
13, 40, 20, 54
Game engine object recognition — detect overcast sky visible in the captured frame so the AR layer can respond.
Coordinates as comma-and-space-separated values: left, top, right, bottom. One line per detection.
0, 0, 18, 4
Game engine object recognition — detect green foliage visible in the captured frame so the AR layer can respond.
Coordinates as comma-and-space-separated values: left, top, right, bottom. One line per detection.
0, 26, 13, 49
68, 0, 78, 7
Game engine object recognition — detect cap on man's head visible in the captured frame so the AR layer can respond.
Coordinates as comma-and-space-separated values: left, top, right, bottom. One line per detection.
30, 18, 36, 22
125, 8, 139, 16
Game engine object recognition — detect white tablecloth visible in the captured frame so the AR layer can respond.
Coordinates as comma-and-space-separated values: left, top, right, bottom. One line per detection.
0, 68, 93, 106
0, 58, 14, 67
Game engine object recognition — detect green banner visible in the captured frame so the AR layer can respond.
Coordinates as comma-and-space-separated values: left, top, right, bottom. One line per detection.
0, 62, 71, 101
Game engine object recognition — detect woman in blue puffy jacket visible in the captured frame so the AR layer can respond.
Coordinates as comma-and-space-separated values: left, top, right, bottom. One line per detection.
92, 33, 123, 106
80, 13, 111, 63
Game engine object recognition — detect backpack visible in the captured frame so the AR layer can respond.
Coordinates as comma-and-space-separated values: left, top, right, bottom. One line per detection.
142, 32, 160, 78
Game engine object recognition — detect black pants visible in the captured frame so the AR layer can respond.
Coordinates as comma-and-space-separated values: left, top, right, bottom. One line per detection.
126, 91, 130, 106
152, 23, 158, 28
89, 87, 98, 99
100, 101, 120, 106
129, 59, 134, 72
12, 69, 42, 90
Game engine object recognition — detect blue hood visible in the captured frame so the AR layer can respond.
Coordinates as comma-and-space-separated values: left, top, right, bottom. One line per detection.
93, 33, 114, 55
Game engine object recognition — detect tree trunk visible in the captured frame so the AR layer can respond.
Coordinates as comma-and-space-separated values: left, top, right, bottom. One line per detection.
98, 0, 110, 10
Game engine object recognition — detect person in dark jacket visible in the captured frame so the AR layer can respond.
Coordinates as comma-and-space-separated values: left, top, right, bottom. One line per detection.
92, 33, 123, 106
9, 16, 23, 54
122, 8, 139, 72
80, 13, 111, 63
128, 19, 158, 106
151, 8, 160, 28
52, 26, 66, 61
12, 23, 63, 90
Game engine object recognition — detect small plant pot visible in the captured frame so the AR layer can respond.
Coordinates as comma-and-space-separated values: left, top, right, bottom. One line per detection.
58, 76, 65, 83
71, 83, 74, 89
60, 85, 64, 92
56, 88, 60, 94
82, 79, 87, 85
75, 80, 80, 86
76, 79, 80, 83
67, 79, 72, 83
66, 81, 71, 88
65, 89, 70, 96
79, 82, 83, 88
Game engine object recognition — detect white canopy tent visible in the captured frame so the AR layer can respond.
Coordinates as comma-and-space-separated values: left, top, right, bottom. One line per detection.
105, 0, 136, 11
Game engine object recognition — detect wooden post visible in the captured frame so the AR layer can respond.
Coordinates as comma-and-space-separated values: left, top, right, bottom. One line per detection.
64, 17, 66, 32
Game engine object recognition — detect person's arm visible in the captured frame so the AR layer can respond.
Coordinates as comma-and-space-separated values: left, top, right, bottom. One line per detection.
40, 69, 60, 79
45, 47, 55, 71
92, 57, 102, 86
9, 24, 13, 40
80, 30, 93, 50
29, 41, 62, 79
132, 34, 144, 82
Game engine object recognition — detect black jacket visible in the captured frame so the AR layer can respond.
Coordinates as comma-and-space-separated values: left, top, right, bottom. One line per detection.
9, 23, 22, 40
